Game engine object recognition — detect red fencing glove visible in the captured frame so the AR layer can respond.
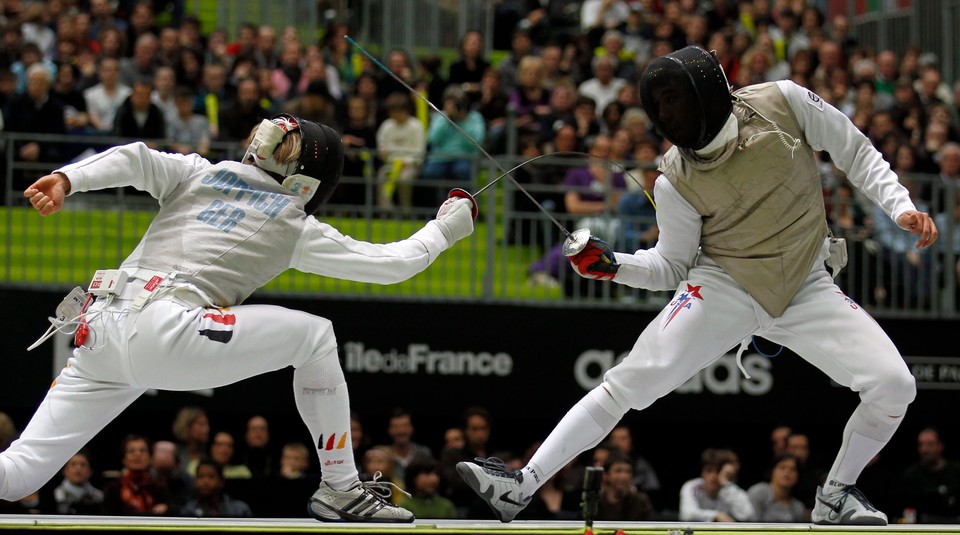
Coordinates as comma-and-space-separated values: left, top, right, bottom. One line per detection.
569, 236, 619, 281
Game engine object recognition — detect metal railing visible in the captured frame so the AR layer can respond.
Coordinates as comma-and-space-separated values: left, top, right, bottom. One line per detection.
3, 132, 958, 317
354, 0, 495, 58
843, 0, 960, 86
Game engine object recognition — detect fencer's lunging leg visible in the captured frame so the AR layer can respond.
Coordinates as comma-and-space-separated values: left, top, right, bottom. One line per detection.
0, 365, 145, 501
293, 346, 358, 490
824, 388, 913, 492
519, 383, 628, 499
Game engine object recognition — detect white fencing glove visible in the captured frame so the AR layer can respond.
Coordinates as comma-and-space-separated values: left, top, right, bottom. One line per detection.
434, 197, 475, 244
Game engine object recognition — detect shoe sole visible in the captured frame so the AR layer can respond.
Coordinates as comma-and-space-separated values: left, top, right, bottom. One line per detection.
307, 499, 414, 523
813, 518, 887, 526
456, 463, 512, 523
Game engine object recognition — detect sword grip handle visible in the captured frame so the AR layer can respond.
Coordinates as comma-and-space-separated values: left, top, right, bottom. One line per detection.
448, 188, 478, 219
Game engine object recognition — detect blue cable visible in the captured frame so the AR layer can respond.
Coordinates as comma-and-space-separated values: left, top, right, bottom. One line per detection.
751, 336, 783, 357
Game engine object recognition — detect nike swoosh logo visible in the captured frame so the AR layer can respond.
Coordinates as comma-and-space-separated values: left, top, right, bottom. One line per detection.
817, 496, 842, 514
500, 491, 525, 507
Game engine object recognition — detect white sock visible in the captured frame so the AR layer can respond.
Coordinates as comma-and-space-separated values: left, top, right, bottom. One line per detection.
824, 403, 902, 494
293, 349, 358, 491
520, 384, 627, 499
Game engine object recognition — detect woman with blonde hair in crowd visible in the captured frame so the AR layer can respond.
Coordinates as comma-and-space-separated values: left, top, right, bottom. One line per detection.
172, 406, 210, 476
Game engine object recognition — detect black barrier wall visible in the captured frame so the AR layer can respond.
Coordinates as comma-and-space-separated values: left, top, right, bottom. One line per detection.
2, 288, 957, 512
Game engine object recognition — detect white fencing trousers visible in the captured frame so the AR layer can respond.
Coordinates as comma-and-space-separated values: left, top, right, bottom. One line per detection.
0, 298, 356, 500
603, 258, 916, 482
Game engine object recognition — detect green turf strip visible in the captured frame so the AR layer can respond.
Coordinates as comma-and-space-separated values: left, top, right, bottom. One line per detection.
1, 207, 562, 301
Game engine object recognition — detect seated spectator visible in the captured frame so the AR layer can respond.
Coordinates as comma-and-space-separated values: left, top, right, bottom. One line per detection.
376, 93, 424, 211
175, 47, 204, 90
399, 459, 456, 519
572, 95, 601, 145
83, 57, 132, 134
10, 42, 57, 95
119, 33, 160, 88
300, 44, 342, 100
747, 453, 808, 522
537, 81, 577, 145
209, 431, 252, 479
125, 1, 159, 57
113, 78, 166, 142
901, 428, 960, 523
278, 442, 311, 480
270, 41, 304, 103
166, 86, 211, 156
607, 424, 661, 497
171, 406, 211, 478
447, 30, 490, 105
53, 450, 104, 515
596, 452, 655, 521
103, 435, 171, 516
443, 427, 465, 452
496, 28, 533, 90
195, 62, 233, 139
218, 77, 269, 142
152, 440, 194, 513
334, 95, 377, 205
420, 85, 486, 204
383, 409, 434, 486
376, 48, 418, 102
679, 448, 755, 522
52, 63, 91, 134
179, 460, 252, 518
280, 79, 338, 131
5, 64, 67, 163
601, 101, 626, 137
578, 55, 626, 120
151, 65, 177, 123
240, 415, 273, 478
477, 68, 509, 154
509, 55, 552, 138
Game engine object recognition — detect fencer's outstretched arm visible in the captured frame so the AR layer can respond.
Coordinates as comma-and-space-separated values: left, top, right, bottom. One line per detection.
777, 80, 937, 248
610, 177, 701, 290
291, 197, 474, 284
58, 142, 210, 201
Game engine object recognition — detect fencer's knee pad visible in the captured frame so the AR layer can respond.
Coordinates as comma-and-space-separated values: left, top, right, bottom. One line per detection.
868, 364, 916, 419
588, 382, 630, 421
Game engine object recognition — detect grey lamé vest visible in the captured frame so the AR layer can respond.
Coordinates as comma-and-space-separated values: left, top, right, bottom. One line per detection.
659, 82, 828, 318
120, 160, 306, 307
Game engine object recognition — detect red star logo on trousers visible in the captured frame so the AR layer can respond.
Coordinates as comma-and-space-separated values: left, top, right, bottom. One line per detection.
662, 283, 705, 330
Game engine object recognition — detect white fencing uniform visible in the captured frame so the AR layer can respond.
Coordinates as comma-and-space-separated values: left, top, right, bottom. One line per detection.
521, 80, 918, 501
1, 142, 470, 500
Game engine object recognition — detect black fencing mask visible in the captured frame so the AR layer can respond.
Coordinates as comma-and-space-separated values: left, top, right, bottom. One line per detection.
640, 46, 733, 150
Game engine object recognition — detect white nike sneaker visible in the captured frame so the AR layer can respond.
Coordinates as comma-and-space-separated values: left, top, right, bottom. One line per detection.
812, 485, 887, 525
307, 476, 414, 523
456, 457, 531, 522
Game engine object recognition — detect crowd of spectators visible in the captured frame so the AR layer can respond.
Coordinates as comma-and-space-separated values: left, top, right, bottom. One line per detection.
3, 0, 959, 307
1, 406, 958, 523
